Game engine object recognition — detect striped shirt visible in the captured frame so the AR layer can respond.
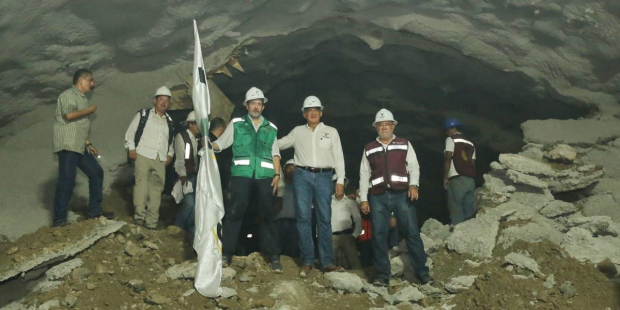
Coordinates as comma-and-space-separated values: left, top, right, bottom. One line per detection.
53, 87, 91, 154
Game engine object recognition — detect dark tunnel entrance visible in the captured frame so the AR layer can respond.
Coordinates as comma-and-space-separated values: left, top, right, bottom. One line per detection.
211, 31, 589, 229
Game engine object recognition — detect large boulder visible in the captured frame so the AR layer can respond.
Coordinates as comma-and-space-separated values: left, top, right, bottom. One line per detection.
582, 194, 620, 223
446, 216, 498, 258
421, 218, 451, 243
560, 228, 620, 265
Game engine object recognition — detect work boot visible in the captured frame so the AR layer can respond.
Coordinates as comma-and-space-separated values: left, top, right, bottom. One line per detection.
52, 220, 69, 228
90, 211, 115, 220
299, 265, 312, 278
373, 278, 389, 287
222, 255, 231, 268
417, 273, 434, 285
132, 218, 145, 226
322, 265, 344, 273
270, 256, 283, 274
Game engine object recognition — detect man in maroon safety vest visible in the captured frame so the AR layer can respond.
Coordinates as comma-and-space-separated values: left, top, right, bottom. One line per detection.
359, 108, 433, 287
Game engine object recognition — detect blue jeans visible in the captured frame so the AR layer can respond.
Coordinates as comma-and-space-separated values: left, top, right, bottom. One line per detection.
175, 174, 197, 239
370, 191, 429, 281
447, 176, 477, 224
53, 149, 104, 224
294, 168, 334, 267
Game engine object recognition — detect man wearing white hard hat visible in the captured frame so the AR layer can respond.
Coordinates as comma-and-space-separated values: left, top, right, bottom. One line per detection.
173, 111, 201, 241
124, 86, 175, 230
211, 87, 283, 273
278, 95, 347, 277
359, 108, 432, 286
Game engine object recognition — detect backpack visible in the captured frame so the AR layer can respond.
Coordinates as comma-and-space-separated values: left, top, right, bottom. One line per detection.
134, 108, 174, 148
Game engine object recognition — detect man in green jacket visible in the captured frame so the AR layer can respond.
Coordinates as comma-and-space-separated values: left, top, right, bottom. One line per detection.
212, 87, 282, 273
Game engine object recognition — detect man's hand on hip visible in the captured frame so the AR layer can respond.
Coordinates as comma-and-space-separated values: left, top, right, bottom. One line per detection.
408, 186, 419, 201
360, 201, 370, 215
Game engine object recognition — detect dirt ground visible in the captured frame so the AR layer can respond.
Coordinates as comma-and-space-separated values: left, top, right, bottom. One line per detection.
1, 188, 620, 309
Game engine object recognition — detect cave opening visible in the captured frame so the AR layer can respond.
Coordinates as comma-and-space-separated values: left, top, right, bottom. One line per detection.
207, 26, 589, 226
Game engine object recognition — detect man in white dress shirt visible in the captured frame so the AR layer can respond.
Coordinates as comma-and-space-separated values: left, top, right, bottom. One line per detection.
278, 95, 346, 277
124, 86, 175, 230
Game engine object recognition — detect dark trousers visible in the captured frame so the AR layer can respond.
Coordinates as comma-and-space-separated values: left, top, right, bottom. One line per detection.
370, 191, 429, 281
175, 174, 197, 241
53, 149, 104, 224
223, 176, 279, 257
277, 218, 299, 257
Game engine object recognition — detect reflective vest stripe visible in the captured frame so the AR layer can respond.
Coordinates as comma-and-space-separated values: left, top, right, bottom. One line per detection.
371, 177, 384, 186
184, 143, 191, 159
232, 118, 244, 123
234, 159, 250, 165
260, 161, 274, 169
391, 175, 408, 182
366, 147, 383, 157
387, 144, 407, 151
453, 138, 474, 146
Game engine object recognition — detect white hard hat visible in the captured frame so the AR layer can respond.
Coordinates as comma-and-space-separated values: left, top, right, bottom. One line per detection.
244, 87, 268, 106
183, 111, 196, 123
372, 108, 398, 126
154, 86, 172, 98
301, 95, 323, 112
284, 159, 295, 167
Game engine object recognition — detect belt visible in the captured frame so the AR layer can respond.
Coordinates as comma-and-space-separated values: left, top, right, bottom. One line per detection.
333, 227, 354, 236
297, 166, 334, 173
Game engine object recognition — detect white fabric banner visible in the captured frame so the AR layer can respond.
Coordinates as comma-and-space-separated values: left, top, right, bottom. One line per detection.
192, 19, 224, 298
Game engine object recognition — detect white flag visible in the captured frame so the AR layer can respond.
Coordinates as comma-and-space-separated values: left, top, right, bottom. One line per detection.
192, 19, 225, 298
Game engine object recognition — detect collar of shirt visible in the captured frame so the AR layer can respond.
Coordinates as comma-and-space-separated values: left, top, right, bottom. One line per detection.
246, 115, 264, 131
376, 134, 396, 148
305, 122, 324, 131
71, 86, 86, 98
150, 108, 168, 119
186, 129, 197, 141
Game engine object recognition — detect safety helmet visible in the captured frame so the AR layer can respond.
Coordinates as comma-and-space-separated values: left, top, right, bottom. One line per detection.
183, 111, 196, 123
284, 159, 295, 167
153, 86, 172, 98
372, 108, 398, 126
444, 118, 461, 129
301, 96, 324, 112
244, 87, 268, 106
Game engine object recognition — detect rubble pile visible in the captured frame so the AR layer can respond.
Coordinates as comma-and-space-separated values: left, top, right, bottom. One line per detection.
1, 145, 619, 309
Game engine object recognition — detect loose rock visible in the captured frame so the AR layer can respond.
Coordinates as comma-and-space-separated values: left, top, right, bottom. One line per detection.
46, 258, 83, 280
127, 279, 145, 292
71, 267, 92, 280
445, 276, 477, 293
504, 252, 544, 276
324, 272, 364, 293
221, 267, 237, 284
145, 293, 171, 305
559, 281, 577, 297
